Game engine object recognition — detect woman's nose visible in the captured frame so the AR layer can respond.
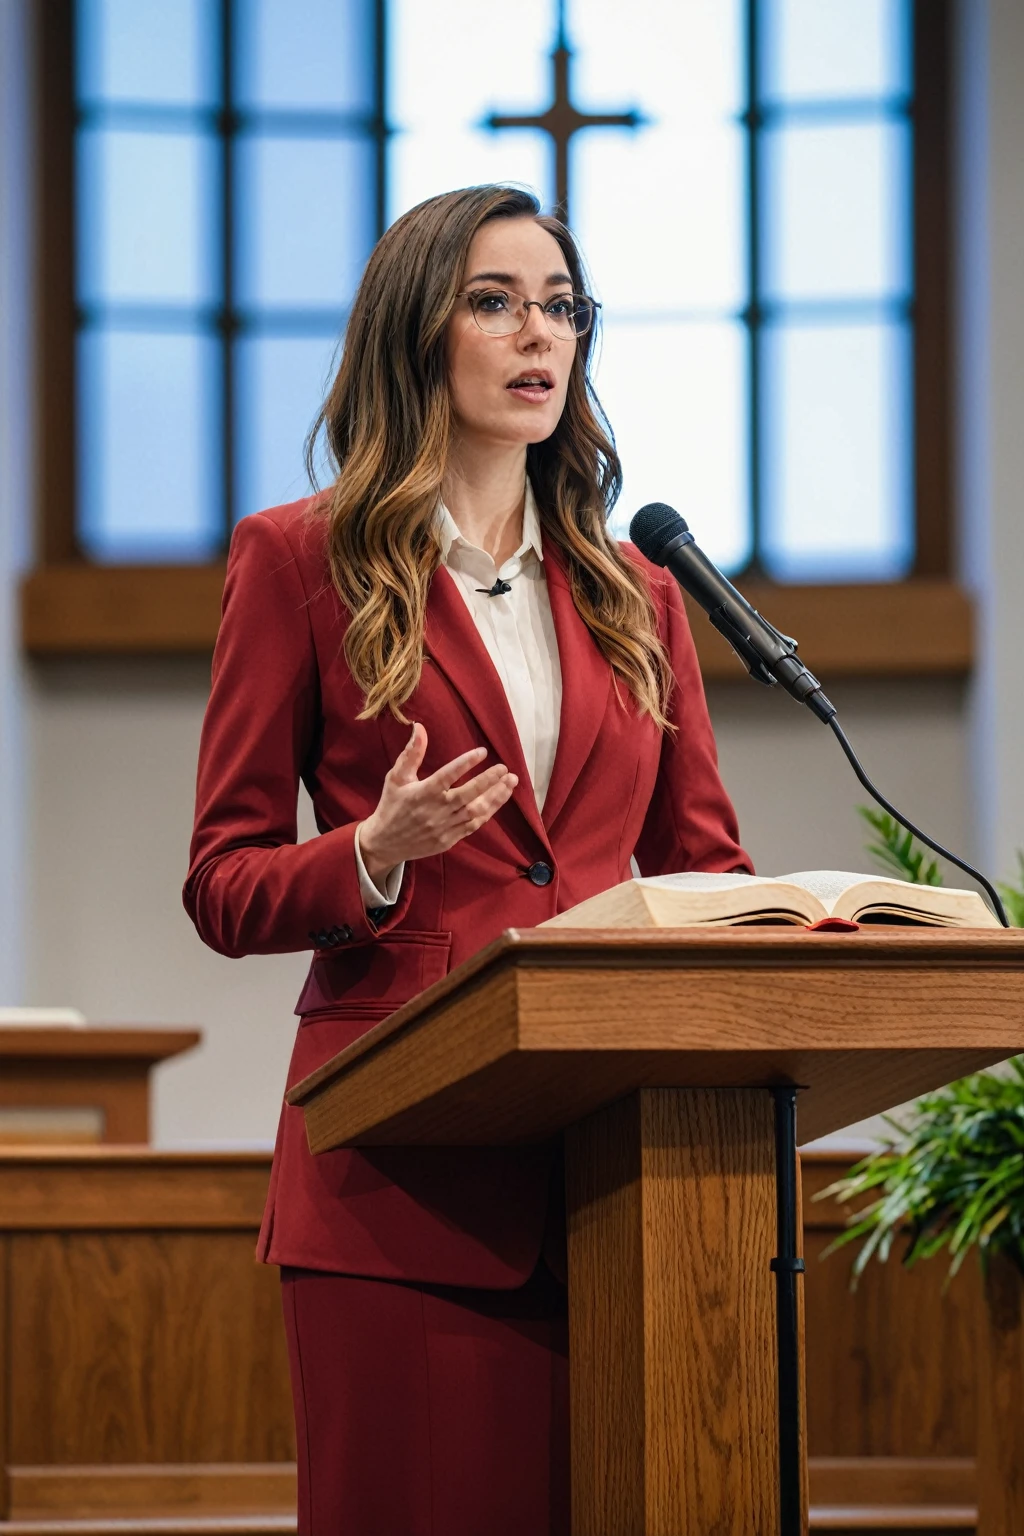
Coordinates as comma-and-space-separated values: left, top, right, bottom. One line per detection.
518, 305, 552, 349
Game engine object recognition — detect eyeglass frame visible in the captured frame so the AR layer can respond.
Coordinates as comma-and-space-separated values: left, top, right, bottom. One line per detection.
455, 287, 601, 340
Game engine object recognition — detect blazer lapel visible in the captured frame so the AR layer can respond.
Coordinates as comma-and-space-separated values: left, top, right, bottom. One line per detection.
423, 565, 551, 851
540, 536, 613, 830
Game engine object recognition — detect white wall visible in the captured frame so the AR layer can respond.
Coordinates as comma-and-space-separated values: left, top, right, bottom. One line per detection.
1, 0, 1020, 1150
708, 679, 970, 878
20, 658, 968, 1147
0, 0, 31, 1003
959, 0, 1024, 884
23, 658, 317, 1145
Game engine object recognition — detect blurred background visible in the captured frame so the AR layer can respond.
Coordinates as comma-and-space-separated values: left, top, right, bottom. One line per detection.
0, 0, 1021, 1145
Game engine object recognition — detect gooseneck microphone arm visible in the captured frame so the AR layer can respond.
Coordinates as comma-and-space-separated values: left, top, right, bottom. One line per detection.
629, 502, 1009, 929
827, 718, 1008, 926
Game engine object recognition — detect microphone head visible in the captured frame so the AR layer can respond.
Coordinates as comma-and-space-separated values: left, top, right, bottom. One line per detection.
629, 503, 690, 564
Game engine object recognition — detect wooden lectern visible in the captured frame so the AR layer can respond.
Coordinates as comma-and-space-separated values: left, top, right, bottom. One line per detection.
288, 928, 1024, 1536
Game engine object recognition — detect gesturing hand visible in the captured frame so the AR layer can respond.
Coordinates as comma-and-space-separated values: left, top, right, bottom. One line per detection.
357, 723, 518, 888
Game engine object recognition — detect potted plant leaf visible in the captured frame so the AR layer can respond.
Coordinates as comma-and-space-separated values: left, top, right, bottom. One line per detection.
819, 811, 1024, 1532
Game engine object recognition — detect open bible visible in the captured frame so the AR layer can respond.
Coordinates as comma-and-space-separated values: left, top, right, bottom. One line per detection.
540, 869, 1001, 931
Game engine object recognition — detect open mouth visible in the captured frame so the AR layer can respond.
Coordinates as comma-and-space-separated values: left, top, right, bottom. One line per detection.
506, 372, 554, 395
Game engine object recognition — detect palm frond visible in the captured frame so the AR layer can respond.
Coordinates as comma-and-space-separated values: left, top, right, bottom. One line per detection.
857, 806, 944, 886
817, 1062, 1024, 1287
997, 851, 1024, 927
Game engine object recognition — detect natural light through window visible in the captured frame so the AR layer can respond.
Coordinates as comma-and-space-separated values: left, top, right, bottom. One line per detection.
74, 0, 914, 582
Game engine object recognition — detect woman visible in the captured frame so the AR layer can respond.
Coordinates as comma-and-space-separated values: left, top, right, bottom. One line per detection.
185, 184, 751, 1535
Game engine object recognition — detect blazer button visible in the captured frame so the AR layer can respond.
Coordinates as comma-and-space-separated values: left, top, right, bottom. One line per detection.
329, 925, 353, 944
525, 860, 554, 887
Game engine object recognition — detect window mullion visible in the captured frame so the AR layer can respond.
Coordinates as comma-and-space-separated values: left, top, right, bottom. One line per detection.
374, 0, 388, 239
220, 0, 236, 547
744, 0, 764, 578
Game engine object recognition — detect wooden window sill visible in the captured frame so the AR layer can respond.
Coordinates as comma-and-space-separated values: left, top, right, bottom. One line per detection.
20, 564, 973, 679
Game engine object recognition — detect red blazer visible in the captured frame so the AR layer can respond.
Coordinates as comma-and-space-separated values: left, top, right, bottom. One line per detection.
184, 497, 751, 1284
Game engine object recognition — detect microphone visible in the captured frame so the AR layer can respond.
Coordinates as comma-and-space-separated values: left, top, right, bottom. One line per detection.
476, 579, 512, 597
630, 503, 836, 723
629, 501, 1010, 927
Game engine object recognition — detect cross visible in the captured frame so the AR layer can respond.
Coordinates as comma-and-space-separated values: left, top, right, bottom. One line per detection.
484, 0, 645, 224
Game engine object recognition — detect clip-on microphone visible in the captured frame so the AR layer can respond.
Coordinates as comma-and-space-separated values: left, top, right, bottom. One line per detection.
476, 579, 512, 597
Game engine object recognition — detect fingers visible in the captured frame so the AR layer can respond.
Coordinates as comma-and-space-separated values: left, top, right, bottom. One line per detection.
440, 760, 512, 808
450, 772, 519, 837
389, 722, 428, 787
423, 745, 489, 795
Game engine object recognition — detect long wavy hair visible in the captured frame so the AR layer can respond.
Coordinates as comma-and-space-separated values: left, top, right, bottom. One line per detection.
308, 185, 672, 728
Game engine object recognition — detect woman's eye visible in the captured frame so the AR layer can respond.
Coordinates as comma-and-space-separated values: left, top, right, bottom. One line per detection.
474, 291, 510, 312
546, 297, 574, 317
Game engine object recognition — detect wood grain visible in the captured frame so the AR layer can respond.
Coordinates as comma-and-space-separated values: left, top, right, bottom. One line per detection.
0, 1064, 145, 1144
0, 1149, 294, 1526
806, 1509, 974, 1531
566, 1090, 780, 1536
21, 565, 228, 654
976, 1256, 1024, 1536
0, 1519, 296, 1534
8, 1233, 294, 1465
290, 930, 1024, 1151
683, 583, 972, 679
0, 1150, 272, 1229
565, 1096, 644, 1536
0, 1233, 9, 1519
20, 564, 972, 676
7, 1464, 297, 1519
798, 1155, 810, 1536
808, 1459, 974, 1509
802, 1151, 980, 1461
0, 1030, 201, 1061
34, 0, 77, 564
0, 1030, 200, 1146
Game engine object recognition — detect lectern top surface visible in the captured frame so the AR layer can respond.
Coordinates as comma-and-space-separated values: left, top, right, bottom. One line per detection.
287, 927, 1024, 1150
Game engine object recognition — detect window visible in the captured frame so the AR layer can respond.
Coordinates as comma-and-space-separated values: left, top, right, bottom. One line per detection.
74, 0, 382, 561
27, 0, 965, 669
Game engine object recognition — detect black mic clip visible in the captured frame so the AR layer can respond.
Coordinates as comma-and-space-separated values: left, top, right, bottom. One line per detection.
708, 608, 804, 692
476, 579, 512, 597
707, 607, 780, 688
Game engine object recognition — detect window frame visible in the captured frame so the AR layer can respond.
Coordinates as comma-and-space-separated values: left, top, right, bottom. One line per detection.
22, 0, 969, 678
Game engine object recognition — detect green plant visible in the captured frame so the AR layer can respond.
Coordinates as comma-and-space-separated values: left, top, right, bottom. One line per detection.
825, 812, 1024, 1290
858, 806, 944, 886
820, 1060, 1024, 1286
858, 805, 1024, 924
998, 852, 1024, 928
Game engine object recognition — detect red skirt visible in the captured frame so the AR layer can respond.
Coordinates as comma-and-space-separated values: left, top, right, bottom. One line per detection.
281, 1263, 569, 1536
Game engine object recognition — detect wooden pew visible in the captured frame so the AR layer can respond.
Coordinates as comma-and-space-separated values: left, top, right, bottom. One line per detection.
0, 1143, 984, 1532
0, 1148, 295, 1532
804, 1147, 980, 1532
0, 1027, 200, 1145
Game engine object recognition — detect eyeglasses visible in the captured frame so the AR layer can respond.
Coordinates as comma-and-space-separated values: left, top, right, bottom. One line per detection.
457, 288, 600, 340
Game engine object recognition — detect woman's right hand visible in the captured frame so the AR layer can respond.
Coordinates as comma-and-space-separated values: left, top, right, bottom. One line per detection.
357, 723, 518, 888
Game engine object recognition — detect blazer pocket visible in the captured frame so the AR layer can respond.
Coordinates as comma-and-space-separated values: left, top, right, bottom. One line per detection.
286, 1002, 398, 1089
294, 928, 453, 1019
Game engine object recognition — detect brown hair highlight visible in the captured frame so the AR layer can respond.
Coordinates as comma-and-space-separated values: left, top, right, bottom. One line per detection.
308, 184, 672, 727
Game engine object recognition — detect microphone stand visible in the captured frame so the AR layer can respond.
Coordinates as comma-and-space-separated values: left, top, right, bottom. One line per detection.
690, 603, 1009, 1536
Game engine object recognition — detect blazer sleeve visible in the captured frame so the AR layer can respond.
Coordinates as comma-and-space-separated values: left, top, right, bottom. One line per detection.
183, 512, 415, 958
632, 565, 754, 878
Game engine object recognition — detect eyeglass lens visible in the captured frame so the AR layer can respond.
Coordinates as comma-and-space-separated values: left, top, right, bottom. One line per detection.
469, 291, 593, 339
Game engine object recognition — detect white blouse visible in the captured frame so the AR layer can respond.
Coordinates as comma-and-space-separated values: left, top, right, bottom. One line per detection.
353, 481, 562, 908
